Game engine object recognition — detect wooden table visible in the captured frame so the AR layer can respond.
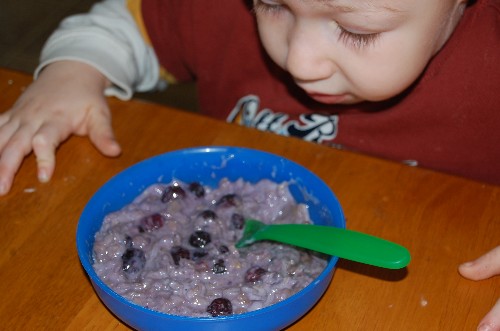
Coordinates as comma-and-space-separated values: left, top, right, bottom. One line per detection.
1, 68, 498, 330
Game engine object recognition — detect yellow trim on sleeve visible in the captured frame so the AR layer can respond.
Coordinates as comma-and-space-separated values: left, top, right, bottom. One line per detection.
126, 0, 152, 46
126, 0, 177, 84
159, 68, 177, 84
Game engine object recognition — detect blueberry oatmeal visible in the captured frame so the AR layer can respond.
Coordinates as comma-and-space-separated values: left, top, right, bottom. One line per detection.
93, 178, 328, 317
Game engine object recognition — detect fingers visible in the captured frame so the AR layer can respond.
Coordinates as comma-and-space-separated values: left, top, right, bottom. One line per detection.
0, 99, 119, 196
32, 123, 63, 183
29, 102, 122, 186
459, 246, 500, 281
0, 62, 115, 196
460, 248, 500, 331
0, 122, 35, 195
87, 105, 121, 157
477, 298, 500, 331
0, 121, 65, 195
0, 112, 12, 127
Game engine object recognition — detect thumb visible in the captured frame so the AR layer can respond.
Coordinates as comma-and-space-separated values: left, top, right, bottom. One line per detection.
459, 246, 500, 281
86, 105, 121, 157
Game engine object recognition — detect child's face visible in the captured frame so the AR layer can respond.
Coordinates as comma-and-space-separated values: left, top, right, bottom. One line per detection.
253, 0, 465, 104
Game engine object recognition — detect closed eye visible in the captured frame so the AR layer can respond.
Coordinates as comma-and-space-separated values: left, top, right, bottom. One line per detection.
337, 26, 380, 49
254, 0, 381, 50
253, 0, 285, 16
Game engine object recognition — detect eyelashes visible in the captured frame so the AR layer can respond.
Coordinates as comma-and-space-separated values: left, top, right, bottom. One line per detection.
337, 26, 380, 49
253, 0, 380, 50
253, 0, 283, 16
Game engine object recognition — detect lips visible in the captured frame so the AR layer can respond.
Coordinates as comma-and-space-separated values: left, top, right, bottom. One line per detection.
306, 92, 348, 104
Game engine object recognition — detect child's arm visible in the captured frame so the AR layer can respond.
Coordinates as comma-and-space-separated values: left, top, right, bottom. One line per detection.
0, 0, 160, 196
459, 246, 500, 331
36, 0, 160, 99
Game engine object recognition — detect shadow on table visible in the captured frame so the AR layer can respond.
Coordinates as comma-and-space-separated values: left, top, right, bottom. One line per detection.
336, 259, 409, 282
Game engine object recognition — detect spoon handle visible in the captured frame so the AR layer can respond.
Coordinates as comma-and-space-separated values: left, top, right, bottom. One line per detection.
255, 224, 410, 269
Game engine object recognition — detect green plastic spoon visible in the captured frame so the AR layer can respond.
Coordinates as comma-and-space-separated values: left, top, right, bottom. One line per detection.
235, 219, 411, 269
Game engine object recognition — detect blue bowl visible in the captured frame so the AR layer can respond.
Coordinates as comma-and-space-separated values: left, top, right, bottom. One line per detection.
77, 146, 345, 331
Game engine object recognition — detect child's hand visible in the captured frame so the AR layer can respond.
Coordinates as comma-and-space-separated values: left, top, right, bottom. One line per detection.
459, 246, 500, 331
0, 61, 121, 196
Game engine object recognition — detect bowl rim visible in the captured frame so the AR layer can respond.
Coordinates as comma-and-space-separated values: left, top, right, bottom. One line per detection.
76, 146, 345, 322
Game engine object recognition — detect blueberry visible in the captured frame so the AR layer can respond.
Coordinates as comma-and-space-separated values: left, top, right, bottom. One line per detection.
189, 230, 212, 248
124, 235, 133, 248
122, 248, 146, 280
216, 194, 242, 208
212, 259, 226, 274
192, 249, 208, 260
139, 213, 164, 232
230, 213, 245, 230
188, 182, 205, 198
207, 298, 233, 317
161, 185, 186, 202
170, 246, 190, 265
244, 266, 267, 283
199, 210, 217, 221
218, 245, 229, 254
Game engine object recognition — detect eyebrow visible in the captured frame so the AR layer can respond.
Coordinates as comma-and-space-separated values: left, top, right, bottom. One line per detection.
314, 0, 405, 14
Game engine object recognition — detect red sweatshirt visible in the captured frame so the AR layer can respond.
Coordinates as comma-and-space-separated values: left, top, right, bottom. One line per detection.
140, 0, 500, 184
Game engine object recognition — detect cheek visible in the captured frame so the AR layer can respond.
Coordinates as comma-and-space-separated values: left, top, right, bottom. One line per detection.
344, 37, 435, 101
348, 5, 454, 101
255, 19, 288, 68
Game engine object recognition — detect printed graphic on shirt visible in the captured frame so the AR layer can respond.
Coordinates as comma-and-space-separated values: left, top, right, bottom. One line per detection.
227, 95, 339, 144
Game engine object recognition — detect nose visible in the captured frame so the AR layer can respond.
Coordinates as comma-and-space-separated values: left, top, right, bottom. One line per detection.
285, 23, 337, 82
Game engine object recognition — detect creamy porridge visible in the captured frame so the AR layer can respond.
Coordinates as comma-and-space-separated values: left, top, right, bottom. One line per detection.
93, 178, 327, 317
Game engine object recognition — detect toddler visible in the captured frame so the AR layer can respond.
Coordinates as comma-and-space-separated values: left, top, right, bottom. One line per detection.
0, 1, 499, 328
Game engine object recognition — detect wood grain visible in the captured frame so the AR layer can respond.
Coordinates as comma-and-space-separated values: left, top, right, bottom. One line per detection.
0, 68, 498, 330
